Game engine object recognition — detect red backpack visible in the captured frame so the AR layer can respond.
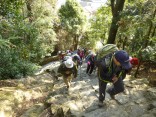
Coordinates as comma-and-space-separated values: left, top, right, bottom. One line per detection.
130, 58, 139, 65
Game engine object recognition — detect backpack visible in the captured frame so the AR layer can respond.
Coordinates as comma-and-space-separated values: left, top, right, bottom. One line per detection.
96, 44, 118, 60
72, 54, 82, 66
62, 55, 72, 62
85, 54, 91, 63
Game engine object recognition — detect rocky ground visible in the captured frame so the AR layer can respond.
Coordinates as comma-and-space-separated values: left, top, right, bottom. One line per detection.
0, 61, 156, 117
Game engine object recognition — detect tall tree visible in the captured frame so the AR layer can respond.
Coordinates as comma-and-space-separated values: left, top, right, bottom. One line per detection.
58, 0, 87, 49
86, 6, 111, 49
107, 0, 125, 44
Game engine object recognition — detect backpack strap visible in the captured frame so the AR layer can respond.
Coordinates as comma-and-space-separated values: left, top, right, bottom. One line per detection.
98, 54, 124, 83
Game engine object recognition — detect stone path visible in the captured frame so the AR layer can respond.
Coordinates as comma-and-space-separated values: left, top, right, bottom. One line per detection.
40, 62, 156, 117
0, 61, 156, 117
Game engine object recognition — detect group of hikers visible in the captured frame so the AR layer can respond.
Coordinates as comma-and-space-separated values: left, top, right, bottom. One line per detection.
56, 44, 139, 107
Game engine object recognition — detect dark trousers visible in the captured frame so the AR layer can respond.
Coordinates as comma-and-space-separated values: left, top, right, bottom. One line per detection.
98, 77, 125, 102
86, 63, 94, 74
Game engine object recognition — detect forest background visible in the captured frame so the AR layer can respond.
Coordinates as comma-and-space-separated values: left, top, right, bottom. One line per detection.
0, 0, 155, 82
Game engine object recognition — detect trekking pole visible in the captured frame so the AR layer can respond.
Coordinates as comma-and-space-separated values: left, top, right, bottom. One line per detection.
79, 63, 82, 79
94, 66, 97, 76
79, 59, 84, 79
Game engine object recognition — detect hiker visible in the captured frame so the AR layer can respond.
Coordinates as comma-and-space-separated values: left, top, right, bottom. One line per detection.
86, 52, 96, 76
57, 59, 78, 88
83, 48, 87, 58
95, 50, 132, 107
57, 51, 63, 60
63, 52, 72, 62
72, 53, 82, 68
57, 51, 66, 62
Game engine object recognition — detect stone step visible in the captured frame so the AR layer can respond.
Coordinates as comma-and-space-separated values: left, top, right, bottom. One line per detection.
20, 103, 45, 117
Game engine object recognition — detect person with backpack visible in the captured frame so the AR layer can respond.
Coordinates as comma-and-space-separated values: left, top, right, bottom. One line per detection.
72, 53, 82, 68
57, 59, 78, 88
95, 50, 132, 107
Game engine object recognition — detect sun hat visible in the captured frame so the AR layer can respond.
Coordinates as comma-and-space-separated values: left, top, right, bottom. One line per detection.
64, 59, 74, 68
114, 50, 132, 70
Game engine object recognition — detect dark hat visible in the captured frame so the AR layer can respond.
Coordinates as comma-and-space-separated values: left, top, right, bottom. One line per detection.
115, 50, 132, 70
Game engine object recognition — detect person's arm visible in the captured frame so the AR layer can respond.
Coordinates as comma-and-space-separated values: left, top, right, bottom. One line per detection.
57, 64, 66, 74
112, 67, 131, 83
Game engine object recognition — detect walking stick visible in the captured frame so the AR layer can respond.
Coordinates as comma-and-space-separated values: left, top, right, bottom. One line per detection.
79, 62, 82, 79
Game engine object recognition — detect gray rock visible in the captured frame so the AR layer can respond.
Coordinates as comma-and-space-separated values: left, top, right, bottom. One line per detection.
115, 94, 129, 105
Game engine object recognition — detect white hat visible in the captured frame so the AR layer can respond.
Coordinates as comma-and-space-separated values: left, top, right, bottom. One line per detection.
64, 59, 74, 68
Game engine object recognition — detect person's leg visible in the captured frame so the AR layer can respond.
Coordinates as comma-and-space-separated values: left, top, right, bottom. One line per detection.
68, 74, 73, 84
98, 79, 107, 107
89, 64, 95, 74
86, 64, 90, 74
107, 78, 124, 98
63, 76, 70, 88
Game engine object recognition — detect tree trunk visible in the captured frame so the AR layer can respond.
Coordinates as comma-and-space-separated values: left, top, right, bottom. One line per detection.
25, 0, 33, 44
134, 57, 142, 78
73, 35, 78, 50
122, 36, 127, 50
26, 0, 33, 23
107, 18, 118, 44
107, 0, 125, 44
151, 25, 156, 37
144, 21, 153, 47
144, 8, 156, 47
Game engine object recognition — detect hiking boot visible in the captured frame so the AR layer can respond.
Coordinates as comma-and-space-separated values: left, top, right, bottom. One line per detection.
98, 101, 104, 107
106, 90, 115, 100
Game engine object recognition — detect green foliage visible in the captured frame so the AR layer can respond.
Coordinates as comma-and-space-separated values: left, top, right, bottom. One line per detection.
31, 0, 57, 59
86, 6, 112, 49
116, 0, 156, 53
0, 18, 40, 79
141, 44, 156, 62
58, 0, 87, 49
0, 0, 24, 17
0, 0, 58, 62
0, 35, 12, 48
0, 48, 40, 80
0, 0, 58, 79
59, 0, 87, 34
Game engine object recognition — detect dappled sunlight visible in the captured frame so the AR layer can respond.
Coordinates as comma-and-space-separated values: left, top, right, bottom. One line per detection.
0, 100, 13, 117
95, 41, 103, 50
0, 111, 5, 117
39, 78, 53, 83
67, 102, 80, 111
13, 90, 43, 103
69, 85, 80, 91
0, 87, 16, 92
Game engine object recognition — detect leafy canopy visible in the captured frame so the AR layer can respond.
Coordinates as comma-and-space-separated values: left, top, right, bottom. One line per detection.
58, 0, 87, 35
